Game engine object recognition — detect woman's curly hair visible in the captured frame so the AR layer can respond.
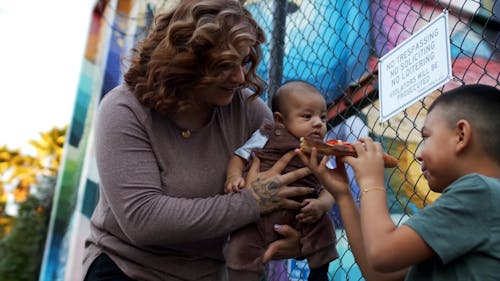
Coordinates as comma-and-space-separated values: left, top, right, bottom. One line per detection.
123, 0, 266, 115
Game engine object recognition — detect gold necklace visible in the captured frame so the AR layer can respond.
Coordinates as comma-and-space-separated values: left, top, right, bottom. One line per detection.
181, 129, 191, 138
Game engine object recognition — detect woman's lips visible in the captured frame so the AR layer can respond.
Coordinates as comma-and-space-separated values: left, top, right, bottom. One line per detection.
220, 86, 237, 95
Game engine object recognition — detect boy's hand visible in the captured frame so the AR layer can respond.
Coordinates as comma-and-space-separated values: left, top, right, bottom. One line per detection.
224, 175, 245, 193
342, 137, 386, 189
296, 198, 326, 224
295, 148, 350, 198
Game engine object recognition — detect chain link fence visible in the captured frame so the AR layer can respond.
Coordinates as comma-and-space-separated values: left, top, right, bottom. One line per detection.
89, 0, 499, 280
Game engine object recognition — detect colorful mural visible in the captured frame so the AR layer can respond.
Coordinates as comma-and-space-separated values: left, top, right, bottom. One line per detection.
39, 1, 137, 280
247, 0, 372, 103
364, 0, 499, 213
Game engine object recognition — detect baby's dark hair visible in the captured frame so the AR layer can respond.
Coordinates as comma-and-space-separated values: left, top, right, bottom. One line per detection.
271, 79, 321, 113
429, 84, 500, 162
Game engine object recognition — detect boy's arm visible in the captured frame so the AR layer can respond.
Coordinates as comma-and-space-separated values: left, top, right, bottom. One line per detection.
359, 183, 434, 272
335, 191, 408, 281
344, 138, 433, 273
296, 148, 407, 281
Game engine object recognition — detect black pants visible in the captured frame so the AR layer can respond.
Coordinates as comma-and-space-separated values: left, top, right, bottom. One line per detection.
85, 253, 328, 281
308, 264, 330, 281
84, 254, 136, 281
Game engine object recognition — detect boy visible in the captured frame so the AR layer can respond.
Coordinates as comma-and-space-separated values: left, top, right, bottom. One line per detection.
223, 80, 338, 281
298, 84, 500, 280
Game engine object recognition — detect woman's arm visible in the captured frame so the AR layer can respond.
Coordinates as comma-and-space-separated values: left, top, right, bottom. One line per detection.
95, 88, 312, 247
95, 93, 261, 245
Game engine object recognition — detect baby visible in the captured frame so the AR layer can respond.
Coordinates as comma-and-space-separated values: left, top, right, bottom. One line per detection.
223, 80, 338, 281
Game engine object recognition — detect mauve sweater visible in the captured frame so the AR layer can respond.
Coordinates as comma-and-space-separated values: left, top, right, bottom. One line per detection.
82, 84, 272, 281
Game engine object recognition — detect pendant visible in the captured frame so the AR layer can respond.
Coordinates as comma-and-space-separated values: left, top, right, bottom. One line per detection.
181, 129, 191, 138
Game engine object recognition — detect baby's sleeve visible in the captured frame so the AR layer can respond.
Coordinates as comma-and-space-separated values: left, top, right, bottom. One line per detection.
235, 129, 268, 160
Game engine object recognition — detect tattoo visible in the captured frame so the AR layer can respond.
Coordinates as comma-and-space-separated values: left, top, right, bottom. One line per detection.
267, 181, 278, 190
251, 177, 281, 213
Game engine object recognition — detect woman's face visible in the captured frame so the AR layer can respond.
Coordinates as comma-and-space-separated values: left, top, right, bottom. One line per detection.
196, 47, 251, 108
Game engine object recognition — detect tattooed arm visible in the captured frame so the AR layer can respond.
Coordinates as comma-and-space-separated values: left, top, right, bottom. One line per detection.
246, 150, 314, 214
244, 150, 313, 261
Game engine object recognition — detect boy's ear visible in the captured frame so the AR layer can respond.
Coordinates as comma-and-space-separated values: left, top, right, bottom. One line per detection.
455, 119, 472, 153
274, 112, 285, 125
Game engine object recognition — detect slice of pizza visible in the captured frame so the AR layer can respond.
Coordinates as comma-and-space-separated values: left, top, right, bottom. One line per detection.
300, 136, 398, 168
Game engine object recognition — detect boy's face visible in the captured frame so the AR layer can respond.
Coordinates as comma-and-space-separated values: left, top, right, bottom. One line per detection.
277, 89, 327, 140
418, 106, 459, 192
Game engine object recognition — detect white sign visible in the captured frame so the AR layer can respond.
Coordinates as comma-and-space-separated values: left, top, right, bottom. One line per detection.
378, 11, 452, 122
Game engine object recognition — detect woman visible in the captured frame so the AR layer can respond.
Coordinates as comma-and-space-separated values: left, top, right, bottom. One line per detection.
82, 0, 311, 280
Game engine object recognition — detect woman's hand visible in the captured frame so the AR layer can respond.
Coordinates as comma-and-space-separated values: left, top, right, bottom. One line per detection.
262, 224, 302, 263
246, 150, 314, 214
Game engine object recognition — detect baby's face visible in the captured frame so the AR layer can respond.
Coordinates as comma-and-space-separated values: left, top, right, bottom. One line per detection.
280, 90, 327, 140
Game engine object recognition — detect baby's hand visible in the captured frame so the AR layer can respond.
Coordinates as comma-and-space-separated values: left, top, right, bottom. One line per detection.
296, 198, 327, 224
224, 175, 245, 193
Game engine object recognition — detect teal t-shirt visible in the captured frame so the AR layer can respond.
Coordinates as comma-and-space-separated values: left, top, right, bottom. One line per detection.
404, 173, 500, 281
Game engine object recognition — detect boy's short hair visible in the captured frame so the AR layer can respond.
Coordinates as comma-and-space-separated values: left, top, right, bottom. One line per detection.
271, 80, 322, 113
429, 84, 500, 162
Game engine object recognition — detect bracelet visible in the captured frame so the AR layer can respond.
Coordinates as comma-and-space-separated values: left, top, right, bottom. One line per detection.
359, 187, 386, 200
